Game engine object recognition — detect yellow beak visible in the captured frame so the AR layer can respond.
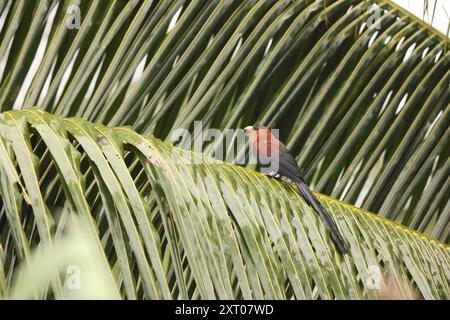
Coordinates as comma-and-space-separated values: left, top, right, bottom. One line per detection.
243, 126, 254, 133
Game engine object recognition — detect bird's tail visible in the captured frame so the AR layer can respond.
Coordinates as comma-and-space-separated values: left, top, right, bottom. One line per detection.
295, 179, 348, 255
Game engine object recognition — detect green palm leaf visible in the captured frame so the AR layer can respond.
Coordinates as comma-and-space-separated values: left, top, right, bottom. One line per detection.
0, 0, 448, 240
0, 109, 448, 299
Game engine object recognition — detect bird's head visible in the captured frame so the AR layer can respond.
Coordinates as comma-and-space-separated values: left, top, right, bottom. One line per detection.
243, 124, 269, 134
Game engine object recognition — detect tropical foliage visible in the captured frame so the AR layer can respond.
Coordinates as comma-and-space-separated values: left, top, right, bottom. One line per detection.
0, 109, 448, 299
0, 0, 448, 299
0, 0, 448, 241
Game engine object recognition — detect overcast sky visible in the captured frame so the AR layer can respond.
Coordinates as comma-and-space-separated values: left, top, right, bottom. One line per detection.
393, 0, 449, 34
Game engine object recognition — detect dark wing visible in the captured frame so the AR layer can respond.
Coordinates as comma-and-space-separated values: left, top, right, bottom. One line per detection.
277, 147, 302, 182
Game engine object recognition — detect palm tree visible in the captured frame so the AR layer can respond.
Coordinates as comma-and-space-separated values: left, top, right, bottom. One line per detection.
0, 0, 448, 299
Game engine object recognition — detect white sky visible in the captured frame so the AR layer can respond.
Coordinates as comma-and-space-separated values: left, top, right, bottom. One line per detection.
393, 0, 449, 34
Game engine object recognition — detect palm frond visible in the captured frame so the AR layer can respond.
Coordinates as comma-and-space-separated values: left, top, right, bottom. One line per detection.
0, 0, 448, 240
0, 109, 448, 299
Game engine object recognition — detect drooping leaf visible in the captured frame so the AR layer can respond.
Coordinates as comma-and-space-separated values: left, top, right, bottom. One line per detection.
0, 0, 448, 240
0, 109, 448, 299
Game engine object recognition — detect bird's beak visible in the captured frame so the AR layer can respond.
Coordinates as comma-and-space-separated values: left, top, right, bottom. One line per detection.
243, 126, 254, 134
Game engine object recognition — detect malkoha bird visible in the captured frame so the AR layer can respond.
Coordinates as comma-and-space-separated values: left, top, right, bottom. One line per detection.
244, 124, 348, 255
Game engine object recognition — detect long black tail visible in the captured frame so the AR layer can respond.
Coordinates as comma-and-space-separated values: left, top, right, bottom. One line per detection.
295, 179, 348, 255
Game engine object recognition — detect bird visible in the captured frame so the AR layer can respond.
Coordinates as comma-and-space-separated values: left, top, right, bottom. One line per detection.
244, 124, 348, 255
